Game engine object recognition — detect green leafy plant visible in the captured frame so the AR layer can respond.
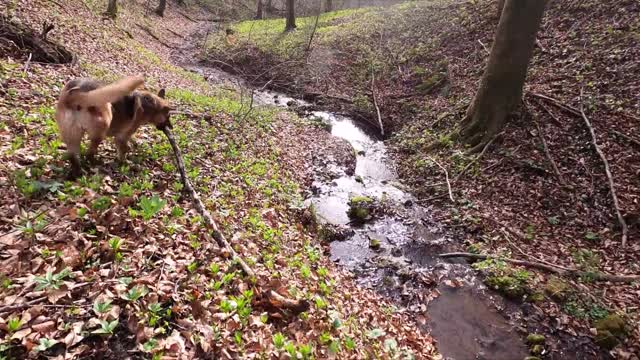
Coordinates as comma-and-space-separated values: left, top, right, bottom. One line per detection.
135, 196, 166, 220
34, 268, 72, 291
93, 320, 118, 335
35, 338, 57, 352
122, 286, 149, 301
93, 300, 113, 314
7, 317, 21, 333
273, 332, 286, 349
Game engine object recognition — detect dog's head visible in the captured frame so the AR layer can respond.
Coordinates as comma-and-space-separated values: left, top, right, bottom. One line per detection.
135, 89, 174, 130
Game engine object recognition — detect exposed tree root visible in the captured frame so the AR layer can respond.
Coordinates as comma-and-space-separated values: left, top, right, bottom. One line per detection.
371, 69, 385, 137
439, 252, 640, 283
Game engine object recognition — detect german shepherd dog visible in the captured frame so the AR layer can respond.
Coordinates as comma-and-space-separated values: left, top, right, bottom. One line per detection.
55, 76, 173, 178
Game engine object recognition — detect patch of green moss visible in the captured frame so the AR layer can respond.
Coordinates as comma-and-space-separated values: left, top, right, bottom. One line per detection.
485, 275, 527, 299
369, 238, 381, 250
544, 276, 570, 302
526, 334, 545, 345
347, 196, 373, 223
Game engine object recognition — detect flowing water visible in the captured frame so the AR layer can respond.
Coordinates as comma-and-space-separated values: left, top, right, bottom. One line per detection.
252, 94, 530, 360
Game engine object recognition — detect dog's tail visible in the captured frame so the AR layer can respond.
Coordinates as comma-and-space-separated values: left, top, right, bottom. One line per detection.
65, 76, 144, 107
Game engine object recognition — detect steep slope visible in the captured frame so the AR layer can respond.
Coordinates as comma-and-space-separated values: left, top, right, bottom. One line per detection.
0, 1, 436, 358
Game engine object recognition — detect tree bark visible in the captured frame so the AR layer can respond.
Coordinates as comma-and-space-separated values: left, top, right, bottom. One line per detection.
266, 0, 272, 15
285, 0, 296, 31
106, 0, 118, 18
496, 0, 505, 22
155, 0, 167, 17
460, 0, 546, 152
325, 0, 333, 12
256, 0, 263, 19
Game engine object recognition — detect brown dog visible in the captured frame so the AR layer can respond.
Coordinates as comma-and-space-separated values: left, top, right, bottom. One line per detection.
55, 76, 173, 178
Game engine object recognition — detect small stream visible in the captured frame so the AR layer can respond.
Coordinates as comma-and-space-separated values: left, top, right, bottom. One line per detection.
252, 93, 530, 360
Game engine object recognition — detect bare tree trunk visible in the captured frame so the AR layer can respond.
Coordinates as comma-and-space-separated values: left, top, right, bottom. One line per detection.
155, 0, 167, 16
496, 0, 505, 22
325, 0, 332, 12
460, 0, 546, 152
106, 0, 118, 18
266, 0, 272, 15
256, 0, 263, 19
285, 0, 296, 31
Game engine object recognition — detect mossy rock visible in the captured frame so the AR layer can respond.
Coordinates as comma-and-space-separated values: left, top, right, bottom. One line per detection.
485, 275, 526, 299
529, 292, 545, 303
544, 276, 570, 302
526, 334, 545, 345
347, 196, 374, 223
594, 314, 626, 337
369, 238, 381, 250
530, 344, 544, 356
594, 330, 619, 350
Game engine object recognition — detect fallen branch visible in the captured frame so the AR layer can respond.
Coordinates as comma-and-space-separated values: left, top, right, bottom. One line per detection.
134, 23, 175, 48
477, 39, 490, 54
428, 156, 453, 202
371, 68, 384, 136
536, 100, 563, 126
528, 92, 581, 117
439, 252, 640, 283
580, 88, 628, 247
162, 127, 255, 278
611, 129, 640, 149
533, 117, 565, 185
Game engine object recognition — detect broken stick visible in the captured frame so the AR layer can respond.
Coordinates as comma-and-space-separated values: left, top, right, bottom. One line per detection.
579, 89, 628, 247
439, 252, 640, 283
162, 127, 255, 278
371, 68, 385, 136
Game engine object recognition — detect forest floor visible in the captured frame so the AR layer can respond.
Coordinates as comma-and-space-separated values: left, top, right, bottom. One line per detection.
205, 0, 640, 358
0, 0, 437, 359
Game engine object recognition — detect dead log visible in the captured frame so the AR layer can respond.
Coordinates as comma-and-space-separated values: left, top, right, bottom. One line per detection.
439, 252, 640, 283
0, 16, 73, 63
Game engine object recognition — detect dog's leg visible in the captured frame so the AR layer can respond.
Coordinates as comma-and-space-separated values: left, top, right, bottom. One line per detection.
115, 135, 129, 163
56, 109, 84, 179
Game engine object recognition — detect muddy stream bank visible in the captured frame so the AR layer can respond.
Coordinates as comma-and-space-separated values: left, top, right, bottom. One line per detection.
169, 23, 602, 360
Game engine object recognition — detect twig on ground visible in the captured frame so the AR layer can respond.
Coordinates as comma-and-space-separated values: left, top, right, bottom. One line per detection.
477, 39, 490, 54
454, 132, 502, 181
528, 92, 581, 117
579, 88, 628, 247
23, 53, 32, 75
611, 129, 640, 149
533, 117, 565, 185
0, 282, 92, 314
536, 100, 563, 126
439, 252, 640, 283
162, 127, 255, 278
135, 23, 175, 48
371, 68, 384, 136
428, 156, 453, 202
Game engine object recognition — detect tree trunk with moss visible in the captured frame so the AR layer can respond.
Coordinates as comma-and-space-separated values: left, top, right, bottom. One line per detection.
106, 0, 118, 18
285, 0, 296, 31
460, 0, 546, 152
155, 0, 167, 16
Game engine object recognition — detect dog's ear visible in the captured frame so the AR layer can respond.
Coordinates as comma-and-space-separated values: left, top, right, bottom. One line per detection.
158, 88, 166, 99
